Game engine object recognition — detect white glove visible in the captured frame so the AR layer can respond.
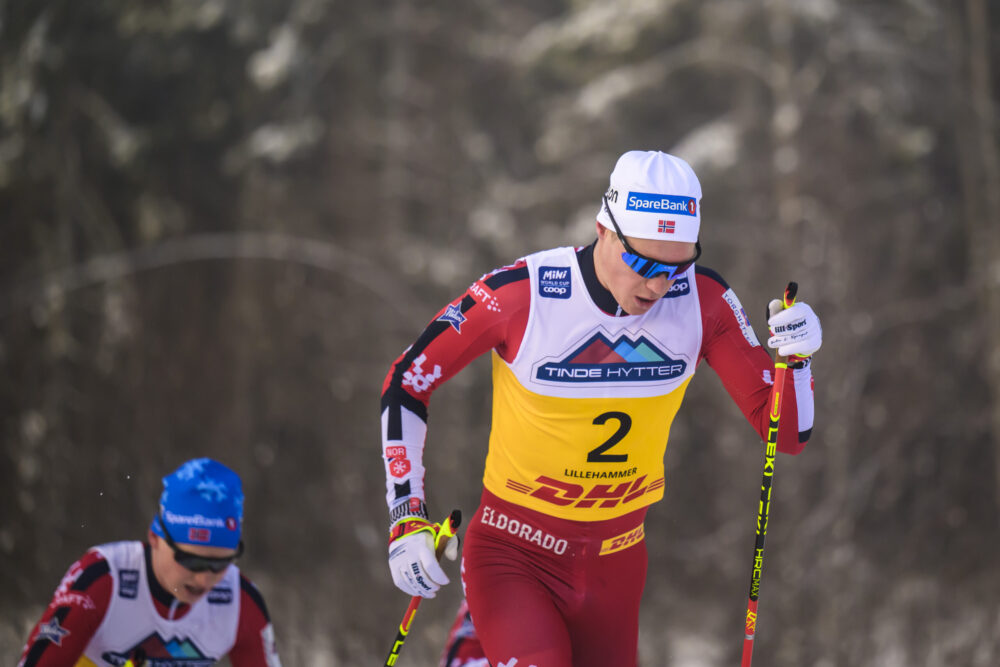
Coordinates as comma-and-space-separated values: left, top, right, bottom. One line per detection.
387, 519, 457, 598
767, 300, 822, 358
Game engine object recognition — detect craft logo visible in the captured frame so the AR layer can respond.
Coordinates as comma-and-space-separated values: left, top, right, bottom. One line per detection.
625, 192, 697, 216
102, 632, 215, 667
436, 302, 466, 333
535, 332, 687, 383
53, 591, 96, 610
538, 266, 571, 299
469, 281, 501, 313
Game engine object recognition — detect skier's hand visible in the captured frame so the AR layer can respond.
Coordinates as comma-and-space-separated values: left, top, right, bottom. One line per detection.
767, 300, 822, 359
387, 517, 456, 598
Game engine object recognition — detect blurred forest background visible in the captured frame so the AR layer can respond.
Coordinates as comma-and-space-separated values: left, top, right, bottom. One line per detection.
2, 0, 998, 665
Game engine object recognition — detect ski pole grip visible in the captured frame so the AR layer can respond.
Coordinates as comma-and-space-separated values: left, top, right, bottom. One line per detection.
782, 281, 798, 309
434, 509, 462, 559
773, 281, 798, 365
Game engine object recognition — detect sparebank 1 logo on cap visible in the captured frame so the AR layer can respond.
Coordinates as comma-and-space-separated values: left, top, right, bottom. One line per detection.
625, 192, 697, 216
538, 266, 571, 299
535, 331, 687, 383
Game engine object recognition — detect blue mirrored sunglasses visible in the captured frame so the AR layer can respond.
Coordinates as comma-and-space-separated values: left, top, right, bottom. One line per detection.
603, 196, 701, 280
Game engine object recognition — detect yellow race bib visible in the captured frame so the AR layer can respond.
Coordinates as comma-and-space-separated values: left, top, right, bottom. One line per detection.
484, 356, 691, 520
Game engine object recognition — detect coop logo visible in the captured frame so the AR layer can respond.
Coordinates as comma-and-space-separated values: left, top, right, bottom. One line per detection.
207, 586, 233, 604
538, 266, 571, 299
119, 569, 139, 599
663, 275, 690, 299
625, 192, 697, 216
102, 631, 215, 667
535, 332, 687, 383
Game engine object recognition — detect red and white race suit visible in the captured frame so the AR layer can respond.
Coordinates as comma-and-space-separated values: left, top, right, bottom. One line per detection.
19, 541, 281, 667
382, 242, 814, 667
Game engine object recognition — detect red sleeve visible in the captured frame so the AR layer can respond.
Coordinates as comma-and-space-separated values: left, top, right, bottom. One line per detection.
19, 550, 112, 667
379, 260, 532, 511
381, 260, 531, 406
227, 575, 280, 667
695, 267, 809, 455
380, 261, 531, 435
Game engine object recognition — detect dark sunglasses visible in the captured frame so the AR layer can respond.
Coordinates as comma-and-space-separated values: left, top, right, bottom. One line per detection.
156, 514, 243, 573
603, 195, 701, 280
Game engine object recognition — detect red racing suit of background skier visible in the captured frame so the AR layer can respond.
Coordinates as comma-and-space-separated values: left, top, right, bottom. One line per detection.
19, 542, 279, 667
381, 242, 814, 667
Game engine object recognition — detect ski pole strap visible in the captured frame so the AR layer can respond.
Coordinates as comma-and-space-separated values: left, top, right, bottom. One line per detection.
388, 509, 462, 549
388, 518, 437, 543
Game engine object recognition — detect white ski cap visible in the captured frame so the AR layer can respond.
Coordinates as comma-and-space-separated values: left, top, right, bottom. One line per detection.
596, 150, 702, 242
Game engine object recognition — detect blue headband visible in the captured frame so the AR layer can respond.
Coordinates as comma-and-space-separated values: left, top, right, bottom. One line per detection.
150, 458, 244, 549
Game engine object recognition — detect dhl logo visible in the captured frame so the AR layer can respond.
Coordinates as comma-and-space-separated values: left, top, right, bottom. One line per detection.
508, 475, 664, 509
599, 524, 645, 555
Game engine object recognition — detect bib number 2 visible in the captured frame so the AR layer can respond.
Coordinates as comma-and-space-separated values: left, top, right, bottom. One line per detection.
587, 411, 632, 462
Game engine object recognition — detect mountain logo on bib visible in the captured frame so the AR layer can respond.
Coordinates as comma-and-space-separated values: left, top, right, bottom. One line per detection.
103, 632, 215, 666
535, 332, 687, 383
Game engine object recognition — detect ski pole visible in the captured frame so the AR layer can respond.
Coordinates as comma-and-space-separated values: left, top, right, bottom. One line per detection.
384, 509, 462, 667
741, 282, 797, 667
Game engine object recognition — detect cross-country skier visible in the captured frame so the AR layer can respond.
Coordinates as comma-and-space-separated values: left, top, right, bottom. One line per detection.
381, 150, 822, 667
19, 458, 281, 667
